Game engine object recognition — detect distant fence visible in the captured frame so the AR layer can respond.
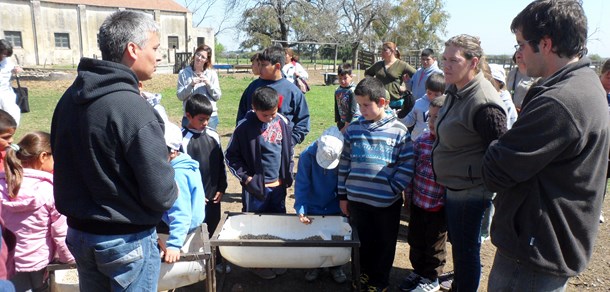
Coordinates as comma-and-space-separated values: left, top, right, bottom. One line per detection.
173, 52, 192, 74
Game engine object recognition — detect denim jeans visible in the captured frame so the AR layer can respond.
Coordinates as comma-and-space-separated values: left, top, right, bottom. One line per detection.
488, 251, 569, 292
0, 280, 15, 292
445, 184, 493, 292
66, 227, 161, 292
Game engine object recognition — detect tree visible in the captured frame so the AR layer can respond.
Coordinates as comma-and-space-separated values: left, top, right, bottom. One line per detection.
337, 0, 392, 67
215, 40, 225, 57
377, 0, 448, 54
236, 5, 281, 50
178, 0, 241, 37
231, 0, 308, 49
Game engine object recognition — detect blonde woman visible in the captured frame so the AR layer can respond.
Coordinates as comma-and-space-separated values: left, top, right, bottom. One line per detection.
431, 34, 506, 292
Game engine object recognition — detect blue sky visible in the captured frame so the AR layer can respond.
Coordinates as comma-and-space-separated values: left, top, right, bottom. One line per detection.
190, 0, 610, 58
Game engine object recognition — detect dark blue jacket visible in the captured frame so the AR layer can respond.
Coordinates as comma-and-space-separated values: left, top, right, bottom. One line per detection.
225, 111, 294, 200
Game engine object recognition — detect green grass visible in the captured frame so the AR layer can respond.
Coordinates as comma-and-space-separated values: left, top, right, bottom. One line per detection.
18, 74, 338, 155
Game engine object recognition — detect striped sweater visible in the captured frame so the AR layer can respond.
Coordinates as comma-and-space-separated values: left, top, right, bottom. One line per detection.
337, 111, 414, 207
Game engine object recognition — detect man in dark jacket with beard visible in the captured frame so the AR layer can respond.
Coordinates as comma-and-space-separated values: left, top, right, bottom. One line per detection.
50, 11, 178, 291
482, 1, 609, 290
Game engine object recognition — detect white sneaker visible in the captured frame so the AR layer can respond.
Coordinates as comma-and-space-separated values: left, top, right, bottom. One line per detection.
411, 277, 440, 292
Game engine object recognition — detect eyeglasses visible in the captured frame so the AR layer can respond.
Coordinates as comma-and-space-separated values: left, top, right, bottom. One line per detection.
194, 53, 207, 60
514, 41, 532, 52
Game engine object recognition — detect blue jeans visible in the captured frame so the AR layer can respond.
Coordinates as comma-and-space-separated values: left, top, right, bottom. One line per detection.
488, 251, 568, 292
66, 227, 161, 292
0, 280, 15, 292
445, 184, 493, 292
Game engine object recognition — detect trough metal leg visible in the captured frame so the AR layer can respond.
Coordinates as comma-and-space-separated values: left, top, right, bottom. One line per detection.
352, 245, 361, 292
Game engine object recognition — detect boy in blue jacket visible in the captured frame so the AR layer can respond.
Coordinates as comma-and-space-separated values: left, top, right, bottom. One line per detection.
294, 126, 346, 284
158, 122, 206, 264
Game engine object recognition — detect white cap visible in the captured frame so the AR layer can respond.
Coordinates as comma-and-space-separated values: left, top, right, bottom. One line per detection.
164, 122, 183, 151
489, 64, 506, 84
316, 126, 344, 169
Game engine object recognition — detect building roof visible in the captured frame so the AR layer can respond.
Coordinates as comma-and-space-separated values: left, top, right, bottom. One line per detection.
42, 0, 189, 13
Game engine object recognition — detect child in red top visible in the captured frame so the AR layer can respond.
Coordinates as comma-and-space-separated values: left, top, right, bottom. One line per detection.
401, 95, 447, 292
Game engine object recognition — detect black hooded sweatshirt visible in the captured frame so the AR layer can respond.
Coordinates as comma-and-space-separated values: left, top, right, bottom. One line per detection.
51, 58, 178, 235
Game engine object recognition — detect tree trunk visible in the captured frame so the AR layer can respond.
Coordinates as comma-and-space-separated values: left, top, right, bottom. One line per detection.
351, 41, 360, 69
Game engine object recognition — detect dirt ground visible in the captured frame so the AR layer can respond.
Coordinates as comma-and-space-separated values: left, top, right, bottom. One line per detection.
25, 69, 610, 291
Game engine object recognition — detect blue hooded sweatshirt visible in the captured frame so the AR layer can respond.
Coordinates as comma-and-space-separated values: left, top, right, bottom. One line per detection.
293, 142, 341, 216
162, 153, 206, 250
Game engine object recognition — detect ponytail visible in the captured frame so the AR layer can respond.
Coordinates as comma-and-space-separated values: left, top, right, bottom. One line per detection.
3, 131, 52, 199
4, 144, 23, 199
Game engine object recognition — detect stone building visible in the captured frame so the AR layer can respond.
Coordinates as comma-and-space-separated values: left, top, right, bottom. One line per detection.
0, 0, 214, 66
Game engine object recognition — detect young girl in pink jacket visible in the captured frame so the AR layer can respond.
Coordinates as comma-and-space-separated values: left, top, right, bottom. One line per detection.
0, 131, 74, 291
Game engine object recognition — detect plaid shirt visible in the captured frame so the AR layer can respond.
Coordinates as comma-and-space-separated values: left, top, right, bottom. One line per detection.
405, 132, 445, 211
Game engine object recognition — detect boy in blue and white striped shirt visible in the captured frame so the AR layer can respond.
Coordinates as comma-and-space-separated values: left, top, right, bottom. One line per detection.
338, 77, 414, 292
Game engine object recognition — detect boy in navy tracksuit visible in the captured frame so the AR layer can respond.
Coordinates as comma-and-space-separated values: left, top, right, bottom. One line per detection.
225, 86, 294, 280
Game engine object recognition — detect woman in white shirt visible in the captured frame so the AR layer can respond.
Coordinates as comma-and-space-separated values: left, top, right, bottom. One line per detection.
176, 45, 222, 129
0, 39, 22, 125
282, 48, 308, 85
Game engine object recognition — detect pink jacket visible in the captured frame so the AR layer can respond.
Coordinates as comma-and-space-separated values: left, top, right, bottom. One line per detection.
0, 169, 74, 272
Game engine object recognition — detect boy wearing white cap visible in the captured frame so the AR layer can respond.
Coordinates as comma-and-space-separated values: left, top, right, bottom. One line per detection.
294, 126, 346, 283
158, 122, 206, 264
489, 64, 518, 129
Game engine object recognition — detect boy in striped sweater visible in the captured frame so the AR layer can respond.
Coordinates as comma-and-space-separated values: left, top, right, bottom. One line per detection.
338, 77, 415, 292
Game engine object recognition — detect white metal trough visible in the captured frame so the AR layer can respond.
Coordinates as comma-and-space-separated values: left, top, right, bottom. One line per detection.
211, 213, 358, 269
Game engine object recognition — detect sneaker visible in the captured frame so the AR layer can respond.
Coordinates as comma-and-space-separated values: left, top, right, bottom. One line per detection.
411, 278, 440, 292
438, 271, 453, 291
601, 214, 605, 223
215, 263, 232, 274
399, 272, 422, 291
439, 279, 452, 291
352, 273, 369, 290
330, 266, 347, 284
272, 268, 287, 275
305, 268, 321, 282
251, 268, 276, 280
365, 284, 388, 292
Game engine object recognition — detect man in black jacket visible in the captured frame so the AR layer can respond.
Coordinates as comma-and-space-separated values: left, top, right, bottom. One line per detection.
482, 1, 609, 290
50, 11, 178, 291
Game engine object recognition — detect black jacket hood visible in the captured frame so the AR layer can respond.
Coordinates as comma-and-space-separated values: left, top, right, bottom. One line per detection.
72, 58, 140, 105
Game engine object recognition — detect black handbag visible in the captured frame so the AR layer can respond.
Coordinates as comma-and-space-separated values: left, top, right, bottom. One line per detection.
12, 76, 29, 113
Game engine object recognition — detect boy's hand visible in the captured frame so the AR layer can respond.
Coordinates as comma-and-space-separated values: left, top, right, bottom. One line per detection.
298, 213, 312, 225
245, 176, 253, 185
164, 248, 181, 264
340, 200, 349, 217
213, 192, 224, 203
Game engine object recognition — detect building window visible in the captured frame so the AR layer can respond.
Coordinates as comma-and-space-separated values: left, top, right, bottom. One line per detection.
197, 37, 205, 47
4, 31, 22, 48
54, 33, 70, 49
168, 36, 178, 50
